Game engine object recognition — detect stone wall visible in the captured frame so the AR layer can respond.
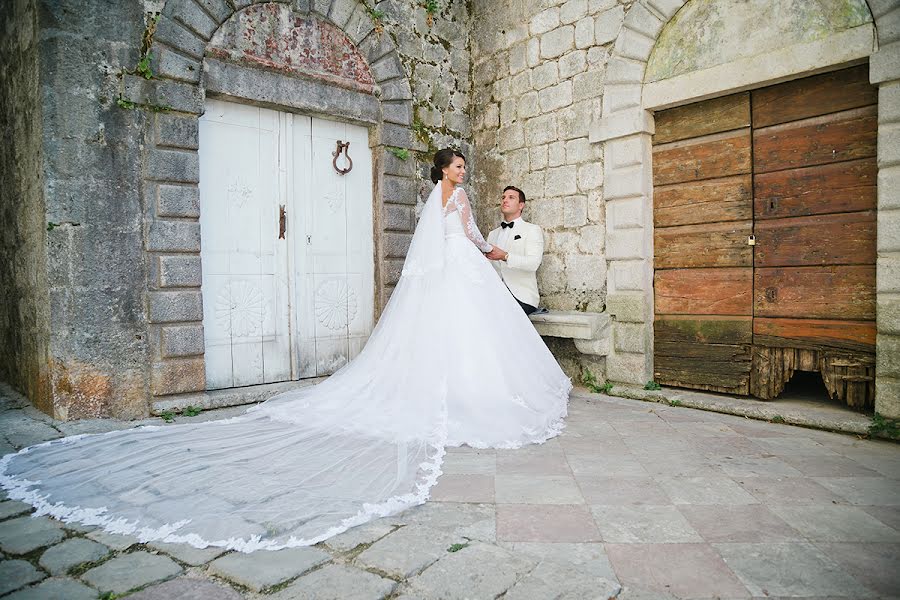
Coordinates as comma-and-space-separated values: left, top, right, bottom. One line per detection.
40, 0, 151, 419
470, 0, 611, 316
469, 0, 619, 380
0, 0, 51, 413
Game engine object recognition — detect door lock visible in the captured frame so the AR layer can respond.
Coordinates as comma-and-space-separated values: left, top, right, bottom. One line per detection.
747, 234, 756, 246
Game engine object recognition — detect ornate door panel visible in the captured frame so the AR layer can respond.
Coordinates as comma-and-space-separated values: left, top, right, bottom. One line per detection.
199, 99, 292, 389
199, 100, 374, 388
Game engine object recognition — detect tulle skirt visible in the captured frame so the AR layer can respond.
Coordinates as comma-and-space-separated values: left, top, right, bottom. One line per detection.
0, 231, 570, 551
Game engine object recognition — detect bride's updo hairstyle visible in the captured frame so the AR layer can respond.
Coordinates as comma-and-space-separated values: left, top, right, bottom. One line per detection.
430, 148, 466, 184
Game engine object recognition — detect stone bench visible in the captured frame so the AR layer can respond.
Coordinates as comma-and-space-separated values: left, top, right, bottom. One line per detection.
528, 310, 611, 356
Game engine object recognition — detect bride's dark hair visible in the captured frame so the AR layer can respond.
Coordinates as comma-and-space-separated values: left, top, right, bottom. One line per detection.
430, 148, 466, 184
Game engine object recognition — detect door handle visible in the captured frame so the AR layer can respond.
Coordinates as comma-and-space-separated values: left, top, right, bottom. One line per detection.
279, 205, 286, 239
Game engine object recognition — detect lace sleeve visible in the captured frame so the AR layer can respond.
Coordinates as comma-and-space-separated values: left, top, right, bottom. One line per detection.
451, 188, 493, 252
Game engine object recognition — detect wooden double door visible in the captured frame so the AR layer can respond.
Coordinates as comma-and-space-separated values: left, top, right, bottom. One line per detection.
652, 65, 877, 408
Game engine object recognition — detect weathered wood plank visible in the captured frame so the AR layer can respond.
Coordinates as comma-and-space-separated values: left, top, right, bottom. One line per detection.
655, 316, 753, 345
753, 106, 877, 174
753, 211, 876, 267
753, 317, 876, 352
654, 175, 752, 227
655, 220, 753, 269
654, 92, 751, 144
655, 268, 752, 316
754, 158, 877, 220
754, 266, 875, 320
653, 130, 752, 186
751, 65, 876, 128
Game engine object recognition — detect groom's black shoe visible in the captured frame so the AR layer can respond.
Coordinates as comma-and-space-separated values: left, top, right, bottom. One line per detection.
517, 299, 537, 315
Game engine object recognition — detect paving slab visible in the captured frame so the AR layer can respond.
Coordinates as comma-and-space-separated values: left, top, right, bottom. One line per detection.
737, 476, 845, 505
81, 551, 183, 594
813, 476, 900, 506
715, 542, 873, 598
0, 515, 66, 554
499, 541, 618, 582
428, 473, 494, 502
39, 537, 111, 575
270, 564, 397, 600
85, 529, 140, 550
495, 474, 584, 504
407, 543, 536, 600
208, 547, 330, 592
323, 521, 397, 553
678, 505, 803, 543
813, 542, 900, 598
497, 503, 601, 543
0, 500, 31, 520
591, 505, 703, 543
4, 577, 98, 600
605, 542, 750, 599
440, 450, 497, 475
575, 476, 671, 505
148, 541, 226, 566
126, 577, 244, 599
769, 505, 900, 542
355, 525, 460, 579
657, 476, 760, 505
504, 559, 620, 599
0, 559, 46, 596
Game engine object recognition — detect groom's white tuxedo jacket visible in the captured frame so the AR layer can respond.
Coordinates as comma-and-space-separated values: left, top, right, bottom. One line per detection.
487, 217, 544, 308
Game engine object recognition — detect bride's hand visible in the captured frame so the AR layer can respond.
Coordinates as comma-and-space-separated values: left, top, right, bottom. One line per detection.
484, 246, 507, 261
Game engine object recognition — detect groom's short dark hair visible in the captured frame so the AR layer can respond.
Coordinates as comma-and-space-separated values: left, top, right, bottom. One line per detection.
504, 186, 526, 204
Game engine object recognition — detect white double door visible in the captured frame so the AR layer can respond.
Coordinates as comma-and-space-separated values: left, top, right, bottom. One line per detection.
198, 99, 374, 390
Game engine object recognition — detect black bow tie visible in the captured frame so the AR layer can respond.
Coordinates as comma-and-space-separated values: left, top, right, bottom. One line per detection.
501, 221, 514, 229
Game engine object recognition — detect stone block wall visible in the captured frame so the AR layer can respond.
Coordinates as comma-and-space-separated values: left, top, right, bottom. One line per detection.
0, 0, 51, 413
470, 0, 614, 316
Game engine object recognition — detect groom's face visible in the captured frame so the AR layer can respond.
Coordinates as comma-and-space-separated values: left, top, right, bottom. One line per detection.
501, 189, 524, 220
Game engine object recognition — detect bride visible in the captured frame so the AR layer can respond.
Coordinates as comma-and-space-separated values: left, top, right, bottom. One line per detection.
0, 149, 571, 552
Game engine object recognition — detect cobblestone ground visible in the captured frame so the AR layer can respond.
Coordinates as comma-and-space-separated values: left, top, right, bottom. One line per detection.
1, 382, 898, 599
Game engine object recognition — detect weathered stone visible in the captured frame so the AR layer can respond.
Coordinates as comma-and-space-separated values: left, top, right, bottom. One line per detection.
148, 291, 203, 323
539, 81, 574, 112
154, 16, 206, 59
531, 61, 559, 90
546, 165, 578, 196
154, 45, 202, 83
506, 559, 620, 599
527, 37, 541, 67
385, 232, 414, 258
147, 220, 201, 252
0, 500, 31, 520
150, 357, 205, 396
575, 16, 594, 49
81, 552, 182, 595
548, 141, 567, 167
165, 1, 218, 39
510, 42, 529, 74
209, 547, 330, 592
157, 255, 202, 288
559, 50, 587, 79
5, 577, 97, 600
39, 538, 110, 575
145, 148, 200, 184
383, 204, 414, 232
531, 8, 560, 36
271, 564, 396, 600
128, 577, 243, 599
578, 162, 603, 191
154, 113, 199, 150
525, 114, 558, 146
530, 145, 549, 170
356, 525, 460, 579
0, 560, 44, 596
147, 542, 225, 566
324, 520, 397, 553
518, 91, 540, 119
499, 122, 526, 151
160, 324, 204, 358
85, 529, 140, 550
560, 0, 588, 25
606, 292, 649, 323
382, 100, 412, 126
0, 516, 65, 554
156, 184, 200, 218
541, 26, 575, 59
595, 6, 625, 45
573, 68, 604, 101
408, 543, 536, 600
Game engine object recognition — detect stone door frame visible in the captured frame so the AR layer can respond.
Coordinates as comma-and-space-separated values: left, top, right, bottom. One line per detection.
590, 0, 900, 416
126, 0, 421, 400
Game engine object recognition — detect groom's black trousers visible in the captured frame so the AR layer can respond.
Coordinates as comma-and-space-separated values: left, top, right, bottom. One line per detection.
516, 298, 537, 315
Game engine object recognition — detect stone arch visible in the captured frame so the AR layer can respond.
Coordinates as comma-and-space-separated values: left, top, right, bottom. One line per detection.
128, 0, 420, 402
589, 0, 900, 417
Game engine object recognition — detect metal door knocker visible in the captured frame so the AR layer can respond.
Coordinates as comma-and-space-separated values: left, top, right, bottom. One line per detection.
332, 140, 353, 175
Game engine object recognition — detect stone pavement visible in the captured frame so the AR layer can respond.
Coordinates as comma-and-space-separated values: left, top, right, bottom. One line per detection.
0, 383, 898, 599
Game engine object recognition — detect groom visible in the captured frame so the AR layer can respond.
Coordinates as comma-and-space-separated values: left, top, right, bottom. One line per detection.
484, 186, 544, 315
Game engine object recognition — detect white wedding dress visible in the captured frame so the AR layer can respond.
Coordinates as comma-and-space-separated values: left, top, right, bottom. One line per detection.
0, 183, 571, 552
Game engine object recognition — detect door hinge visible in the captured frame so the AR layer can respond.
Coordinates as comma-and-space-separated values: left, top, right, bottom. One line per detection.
278, 205, 286, 239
